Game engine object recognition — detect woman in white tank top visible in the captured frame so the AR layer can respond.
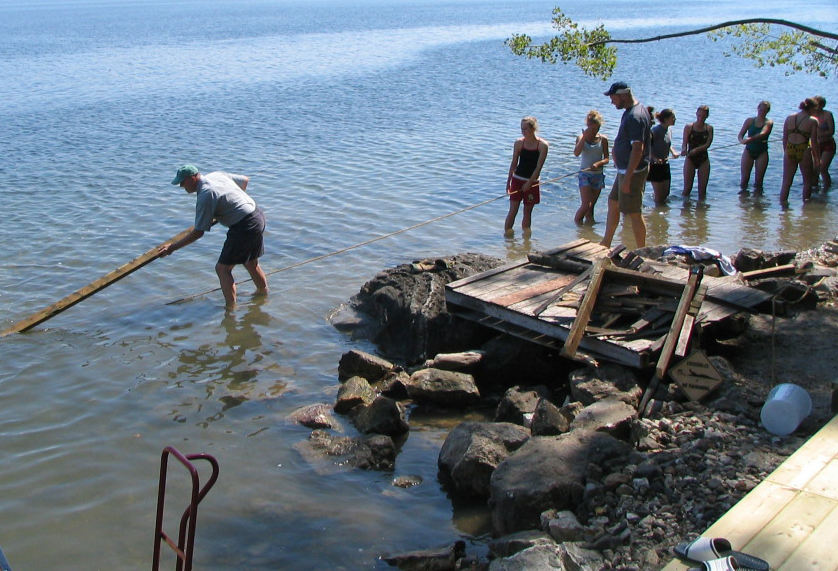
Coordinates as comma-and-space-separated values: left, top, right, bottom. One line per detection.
573, 110, 610, 224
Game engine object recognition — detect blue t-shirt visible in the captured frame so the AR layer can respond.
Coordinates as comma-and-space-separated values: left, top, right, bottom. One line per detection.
650, 124, 672, 160
612, 103, 651, 171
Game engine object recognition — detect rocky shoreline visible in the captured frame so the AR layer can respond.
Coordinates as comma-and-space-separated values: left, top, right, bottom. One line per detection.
298, 242, 838, 570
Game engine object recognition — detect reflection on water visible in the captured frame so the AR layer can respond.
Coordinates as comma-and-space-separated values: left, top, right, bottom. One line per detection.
676, 201, 710, 246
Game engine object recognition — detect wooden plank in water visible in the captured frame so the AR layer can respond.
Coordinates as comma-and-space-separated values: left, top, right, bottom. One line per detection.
0, 227, 196, 336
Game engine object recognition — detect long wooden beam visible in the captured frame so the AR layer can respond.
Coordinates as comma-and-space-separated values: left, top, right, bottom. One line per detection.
0, 227, 195, 337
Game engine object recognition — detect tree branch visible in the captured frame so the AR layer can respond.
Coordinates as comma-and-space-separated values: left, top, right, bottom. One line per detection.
588, 18, 838, 46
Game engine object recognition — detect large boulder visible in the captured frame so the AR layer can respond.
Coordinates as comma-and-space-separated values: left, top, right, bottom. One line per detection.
406, 368, 481, 408
336, 254, 503, 363
438, 421, 531, 498
489, 431, 632, 535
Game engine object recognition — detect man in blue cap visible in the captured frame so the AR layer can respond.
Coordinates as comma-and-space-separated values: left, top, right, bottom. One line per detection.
600, 81, 651, 249
159, 165, 268, 307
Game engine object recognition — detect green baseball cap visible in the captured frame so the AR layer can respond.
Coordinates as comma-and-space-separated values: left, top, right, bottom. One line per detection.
171, 164, 199, 185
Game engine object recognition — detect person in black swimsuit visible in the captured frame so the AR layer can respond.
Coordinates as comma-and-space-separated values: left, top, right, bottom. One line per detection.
505, 116, 549, 232
681, 105, 713, 201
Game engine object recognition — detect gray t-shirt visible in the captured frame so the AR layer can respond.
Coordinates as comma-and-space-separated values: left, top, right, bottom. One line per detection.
650, 124, 672, 160
194, 172, 256, 231
612, 103, 651, 171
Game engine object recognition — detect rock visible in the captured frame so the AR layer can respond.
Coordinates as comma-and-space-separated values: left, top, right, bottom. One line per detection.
406, 368, 481, 407
438, 421, 530, 498
487, 530, 556, 559
382, 540, 465, 571
392, 475, 423, 488
487, 544, 563, 571
338, 349, 397, 383
569, 397, 637, 440
494, 385, 551, 425
344, 254, 502, 363
558, 543, 606, 571
287, 404, 338, 429
335, 376, 376, 413
542, 510, 585, 542
489, 431, 632, 535
350, 396, 409, 436
294, 430, 395, 471
733, 248, 796, 272
530, 398, 570, 436
422, 351, 485, 372
374, 369, 412, 399
569, 364, 643, 407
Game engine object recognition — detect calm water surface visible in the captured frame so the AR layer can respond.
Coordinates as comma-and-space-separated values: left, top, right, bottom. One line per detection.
1, 0, 837, 568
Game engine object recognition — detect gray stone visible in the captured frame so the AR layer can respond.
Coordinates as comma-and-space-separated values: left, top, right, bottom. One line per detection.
569, 364, 642, 407
489, 431, 632, 535
422, 351, 485, 372
335, 376, 376, 413
569, 397, 637, 439
494, 385, 551, 425
287, 404, 338, 429
543, 510, 584, 542
350, 396, 409, 436
382, 540, 465, 571
531, 398, 570, 436
487, 530, 556, 559
294, 430, 395, 471
338, 349, 396, 383
407, 368, 481, 407
487, 545, 563, 571
438, 421, 530, 498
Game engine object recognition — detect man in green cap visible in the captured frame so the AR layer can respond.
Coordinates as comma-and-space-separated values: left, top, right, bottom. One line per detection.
159, 164, 268, 307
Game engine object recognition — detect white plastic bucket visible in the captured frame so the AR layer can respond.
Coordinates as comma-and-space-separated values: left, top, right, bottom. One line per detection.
760, 383, 812, 436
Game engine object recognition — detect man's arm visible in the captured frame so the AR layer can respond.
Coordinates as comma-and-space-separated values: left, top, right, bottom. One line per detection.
158, 228, 205, 257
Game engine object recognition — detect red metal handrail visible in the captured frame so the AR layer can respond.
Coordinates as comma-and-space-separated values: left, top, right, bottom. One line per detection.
151, 446, 219, 571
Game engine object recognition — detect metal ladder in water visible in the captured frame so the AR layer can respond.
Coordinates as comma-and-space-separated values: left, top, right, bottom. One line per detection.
151, 446, 220, 571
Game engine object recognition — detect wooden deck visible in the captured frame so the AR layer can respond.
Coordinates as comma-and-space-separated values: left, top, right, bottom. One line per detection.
445, 240, 773, 368
662, 413, 838, 571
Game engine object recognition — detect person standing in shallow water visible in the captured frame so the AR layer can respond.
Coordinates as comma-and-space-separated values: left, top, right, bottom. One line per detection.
600, 81, 652, 249
738, 101, 773, 193
781, 99, 820, 204
648, 108, 679, 204
505, 116, 548, 233
813, 95, 835, 189
159, 164, 269, 308
573, 110, 610, 224
682, 105, 713, 201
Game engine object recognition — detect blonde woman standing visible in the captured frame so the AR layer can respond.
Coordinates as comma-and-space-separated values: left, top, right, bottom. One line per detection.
505, 116, 549, 232
573, 110, 610, 224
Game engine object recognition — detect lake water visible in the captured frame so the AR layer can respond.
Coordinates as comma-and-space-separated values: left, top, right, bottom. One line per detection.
0, 0, 836, 568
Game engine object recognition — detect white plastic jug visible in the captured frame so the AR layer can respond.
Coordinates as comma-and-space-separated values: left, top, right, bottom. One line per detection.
760, 383, 812, 436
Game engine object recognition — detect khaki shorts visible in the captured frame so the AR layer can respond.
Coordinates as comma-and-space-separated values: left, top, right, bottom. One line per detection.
608, 166, 648, 214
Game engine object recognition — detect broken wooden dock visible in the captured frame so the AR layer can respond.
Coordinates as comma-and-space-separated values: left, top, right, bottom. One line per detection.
444, 240, 774, 369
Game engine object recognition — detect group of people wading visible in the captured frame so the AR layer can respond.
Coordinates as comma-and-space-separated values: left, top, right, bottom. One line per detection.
504, 82, 836, 248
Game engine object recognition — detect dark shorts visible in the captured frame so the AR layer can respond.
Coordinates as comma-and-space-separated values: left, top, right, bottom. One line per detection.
647, 162, 671, 183
218, 208, 265, 266
508, 177, 540, 205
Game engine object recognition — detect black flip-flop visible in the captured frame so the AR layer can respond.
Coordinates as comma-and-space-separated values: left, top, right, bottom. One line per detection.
674, 537, 769, 571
